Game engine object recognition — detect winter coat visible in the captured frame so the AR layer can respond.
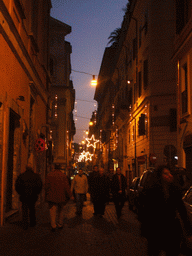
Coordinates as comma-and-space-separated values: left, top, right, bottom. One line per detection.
15, 169, 42, 203
139, 181, 192, 247
111, 174, 127, 199
71, 174, 88, 194
45, 170, 72, 203
88, 170, 99, 194
91, 174, 110, 202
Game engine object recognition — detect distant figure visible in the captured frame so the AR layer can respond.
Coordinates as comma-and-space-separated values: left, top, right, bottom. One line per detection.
91, 167, 110, 217
71, 168, 88, 215
15, 165, 42, 230
88, 164, 99, 203
45, 163, 73, 232
111, 167, 127, 219
139, 165, 192, 256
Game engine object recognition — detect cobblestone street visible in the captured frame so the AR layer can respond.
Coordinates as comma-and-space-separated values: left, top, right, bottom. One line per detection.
0, 196, 148, 256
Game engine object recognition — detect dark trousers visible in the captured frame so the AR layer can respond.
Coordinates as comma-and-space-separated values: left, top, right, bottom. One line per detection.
93, 199, 106, 215
22, 201, 36, 229
113, 194, 125, 218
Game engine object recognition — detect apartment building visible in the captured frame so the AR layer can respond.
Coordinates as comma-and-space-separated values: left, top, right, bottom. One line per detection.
172, 0, 192, 172
49, 17, 75, 173
94, 0, 177, 180
0, 0, 51, 225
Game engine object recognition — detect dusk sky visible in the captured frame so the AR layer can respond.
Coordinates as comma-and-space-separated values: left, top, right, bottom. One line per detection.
51, 0, 128, 143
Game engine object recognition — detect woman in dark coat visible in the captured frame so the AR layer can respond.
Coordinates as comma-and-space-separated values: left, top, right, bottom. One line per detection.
91, 167, 110, 217
139, 165, 192, 256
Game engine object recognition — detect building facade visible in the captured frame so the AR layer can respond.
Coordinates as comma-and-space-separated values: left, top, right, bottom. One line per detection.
49, 17, 75, 173
172, 0, 192, 173
94, 0, 177, 182
0, 0, 52, 225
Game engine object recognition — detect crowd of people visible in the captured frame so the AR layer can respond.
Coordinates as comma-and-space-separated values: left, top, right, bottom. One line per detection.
15, 163, 192, 255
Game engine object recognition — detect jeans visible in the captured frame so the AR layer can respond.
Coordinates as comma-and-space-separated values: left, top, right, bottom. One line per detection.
75, 193, 85, 214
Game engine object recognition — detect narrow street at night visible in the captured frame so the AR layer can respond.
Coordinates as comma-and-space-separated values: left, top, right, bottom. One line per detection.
0, 196, 148, 256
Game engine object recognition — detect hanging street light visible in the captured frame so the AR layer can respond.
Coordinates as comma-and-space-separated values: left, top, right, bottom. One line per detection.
72, 69, 97, 86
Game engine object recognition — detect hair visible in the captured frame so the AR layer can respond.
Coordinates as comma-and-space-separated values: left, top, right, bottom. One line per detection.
26, 165, 33, 172
54, 163, 61, 170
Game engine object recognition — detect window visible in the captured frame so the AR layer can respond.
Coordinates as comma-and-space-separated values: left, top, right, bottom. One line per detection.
143, 59, 148, 90
30, 0, 39, 40
128, 88, 133, 107
134, 83, 137, 103
144, 10, 148, 35
133, 38, 137, 61
176, 0, 191, 34
50, 58, 54, 76
138, 71, 142, 97
138, 114, 145, 136
181, 63, 188, 115
139, 26, 142, 48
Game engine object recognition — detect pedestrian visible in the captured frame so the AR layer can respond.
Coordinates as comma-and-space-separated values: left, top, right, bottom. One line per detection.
71, 168, 88, 216
139, 165, 192, 256
88, 164, 99, 203
45, 163, 74, 232
111, 167, 127, 219
15, 165, 43, 230
108, 166, 114, 201
91, 167, 110, 217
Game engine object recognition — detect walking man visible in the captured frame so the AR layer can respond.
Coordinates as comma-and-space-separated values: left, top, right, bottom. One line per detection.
71, 168, 88, 215
111, 167, 127, 219
15, 165, 43, 230
45, 163, 73, 232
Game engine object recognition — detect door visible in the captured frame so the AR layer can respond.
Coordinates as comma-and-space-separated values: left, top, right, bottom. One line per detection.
6, 109, 20, 212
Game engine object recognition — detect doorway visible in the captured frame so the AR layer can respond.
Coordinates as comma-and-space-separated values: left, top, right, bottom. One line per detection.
6, 109, 20, 213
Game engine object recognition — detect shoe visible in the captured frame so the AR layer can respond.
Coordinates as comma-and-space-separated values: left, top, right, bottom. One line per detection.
58, 226, 63, 230
51, 227, 56, 232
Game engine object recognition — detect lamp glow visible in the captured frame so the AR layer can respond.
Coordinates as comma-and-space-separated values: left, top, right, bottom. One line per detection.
91, 75, 97, 86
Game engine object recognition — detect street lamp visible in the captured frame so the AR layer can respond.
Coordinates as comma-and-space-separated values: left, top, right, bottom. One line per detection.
72, 69, 97, 86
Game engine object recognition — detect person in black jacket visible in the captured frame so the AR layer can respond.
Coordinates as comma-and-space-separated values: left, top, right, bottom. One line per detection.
91, 167, 110, 217
111, 167, 127, 219
15, 165, 42, 230
139, 165, 192, 256
88, 165, 99, 205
